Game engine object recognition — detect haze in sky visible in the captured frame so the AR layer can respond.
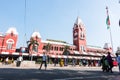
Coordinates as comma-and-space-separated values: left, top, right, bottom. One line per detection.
0, 0, 120, 52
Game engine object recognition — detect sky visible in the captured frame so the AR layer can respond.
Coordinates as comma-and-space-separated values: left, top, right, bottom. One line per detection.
0, 0, 120, 52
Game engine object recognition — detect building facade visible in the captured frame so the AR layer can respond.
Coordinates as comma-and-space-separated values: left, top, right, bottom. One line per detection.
0, 17, 115, 62
26, 17, 115, 60
0, 28, 18, 55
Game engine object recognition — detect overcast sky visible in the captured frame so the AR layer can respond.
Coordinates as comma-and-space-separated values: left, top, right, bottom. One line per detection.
0, 0, 120, 52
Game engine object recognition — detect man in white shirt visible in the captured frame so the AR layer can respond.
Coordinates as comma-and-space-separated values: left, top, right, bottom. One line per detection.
17, 55, 23, 67
39, 52, 47, 70
5, 57, 9, 65
116, 53, 120, 73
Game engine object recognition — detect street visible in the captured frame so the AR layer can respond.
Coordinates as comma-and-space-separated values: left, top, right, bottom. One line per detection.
0, 65, 120, 80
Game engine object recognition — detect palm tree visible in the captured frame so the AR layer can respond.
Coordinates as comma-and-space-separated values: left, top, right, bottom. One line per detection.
45, 43, 51, 54
63, 45, 70, 66
63, 45, 70, 55
44, 43, 52, 63
27, 37, 39, 60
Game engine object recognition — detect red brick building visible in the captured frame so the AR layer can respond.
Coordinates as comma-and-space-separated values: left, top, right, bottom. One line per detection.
0, 17, 115, 62
0, 27, 18, 55
25, 17, 115, 60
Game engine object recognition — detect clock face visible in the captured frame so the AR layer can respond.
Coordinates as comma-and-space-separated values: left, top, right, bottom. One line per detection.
74, 31, 78, 36
73, 30, 78, 41
74, 31, 78, 38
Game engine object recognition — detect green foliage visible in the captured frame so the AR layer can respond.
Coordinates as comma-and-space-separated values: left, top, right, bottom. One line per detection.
63, 45, 70, 55
45, 43, 51, 52
27, 37, 39, 53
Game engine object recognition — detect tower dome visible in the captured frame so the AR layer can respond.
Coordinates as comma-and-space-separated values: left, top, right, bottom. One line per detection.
6, 27, 18, 35
31, 31, 41, 38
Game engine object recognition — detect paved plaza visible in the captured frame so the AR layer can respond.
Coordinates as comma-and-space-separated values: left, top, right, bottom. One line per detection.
0, 64, 120, 80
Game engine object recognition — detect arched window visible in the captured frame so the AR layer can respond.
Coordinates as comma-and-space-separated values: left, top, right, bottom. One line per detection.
80, 45, 85, 52
32, 44, 38, 52
51, 46, 53, 50
6, 39, 14, 50
80, 32, 85, 40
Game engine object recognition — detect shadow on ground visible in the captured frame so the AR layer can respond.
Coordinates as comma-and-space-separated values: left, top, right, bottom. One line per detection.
0, 68, 119, 80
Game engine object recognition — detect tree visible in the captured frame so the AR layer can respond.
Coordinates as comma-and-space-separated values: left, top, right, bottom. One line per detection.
44, 43, 52, 63
63, 45, 70, 55
27, 37, 39, 53
45, 43, 52, 53
63, 45, 70, 66
27, 37, 39, 60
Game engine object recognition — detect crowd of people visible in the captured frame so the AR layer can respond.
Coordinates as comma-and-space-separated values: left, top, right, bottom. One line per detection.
37, 51, 120, 73
0, 56, 23, 67
0, 51, 120, 73
0, 57, 14, 65
100, 52, 120, 73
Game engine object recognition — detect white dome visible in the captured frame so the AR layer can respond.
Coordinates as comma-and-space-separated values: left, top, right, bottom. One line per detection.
6, 27, 18, 35
31, 32, 41, 38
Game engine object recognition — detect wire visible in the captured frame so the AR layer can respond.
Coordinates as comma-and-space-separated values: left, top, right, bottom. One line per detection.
23, 0, 27, 47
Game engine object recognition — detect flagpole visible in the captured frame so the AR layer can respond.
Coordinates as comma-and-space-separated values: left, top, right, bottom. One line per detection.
109, 27, 114, 53
106, 6, 114, 53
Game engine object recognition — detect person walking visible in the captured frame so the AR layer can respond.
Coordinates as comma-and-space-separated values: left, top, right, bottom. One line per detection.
100, 55, 109, 72
106, 52, 113, 73
16, 55, 23, 67
39, 52, 47, 70
54, 58, 58, 66
72, 58, 76, 66
116, 53, 120, 73
5, 57, 9, 65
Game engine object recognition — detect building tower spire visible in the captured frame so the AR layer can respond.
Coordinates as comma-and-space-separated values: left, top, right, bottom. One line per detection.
75, 16, 82, 25
73, 17, 87, 52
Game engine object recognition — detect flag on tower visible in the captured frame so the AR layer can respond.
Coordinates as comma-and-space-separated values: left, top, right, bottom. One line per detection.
106, 6, 110, 29
106, 15, 110, 29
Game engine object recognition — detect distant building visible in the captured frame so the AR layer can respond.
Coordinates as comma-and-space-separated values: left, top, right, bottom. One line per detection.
0, 27, 18, 55
26, 16, 115, 60
0, 17, 115, 61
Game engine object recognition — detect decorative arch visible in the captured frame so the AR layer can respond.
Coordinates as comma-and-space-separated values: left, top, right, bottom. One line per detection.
6, 39, 14, 44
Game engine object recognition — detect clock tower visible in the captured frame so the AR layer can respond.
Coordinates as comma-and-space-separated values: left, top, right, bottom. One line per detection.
73, 17, 87, 52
